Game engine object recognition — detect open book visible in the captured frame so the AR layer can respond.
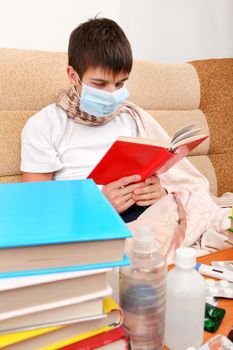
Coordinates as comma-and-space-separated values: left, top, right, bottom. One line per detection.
87, 124, 208, 185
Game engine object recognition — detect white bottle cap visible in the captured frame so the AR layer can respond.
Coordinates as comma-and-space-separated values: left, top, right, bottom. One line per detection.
186, 348, 197, 350
132, 225, 159, 254
175, 247, 196, 269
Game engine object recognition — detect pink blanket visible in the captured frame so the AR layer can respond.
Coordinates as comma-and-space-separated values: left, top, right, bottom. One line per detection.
123, 102, 231, 262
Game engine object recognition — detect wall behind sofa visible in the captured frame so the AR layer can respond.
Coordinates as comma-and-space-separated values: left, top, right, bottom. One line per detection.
0, 0, 232, 63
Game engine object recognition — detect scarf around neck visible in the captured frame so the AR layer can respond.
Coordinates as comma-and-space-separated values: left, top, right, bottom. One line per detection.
57, 85, 128, 126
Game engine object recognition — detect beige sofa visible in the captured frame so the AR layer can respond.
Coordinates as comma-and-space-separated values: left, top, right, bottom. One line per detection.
0, 49, 233, 197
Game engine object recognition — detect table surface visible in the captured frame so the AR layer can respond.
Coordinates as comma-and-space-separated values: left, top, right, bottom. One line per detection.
164, 247, 233, 350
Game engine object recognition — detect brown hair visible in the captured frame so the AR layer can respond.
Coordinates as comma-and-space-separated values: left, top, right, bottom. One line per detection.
68, 18, 133, 79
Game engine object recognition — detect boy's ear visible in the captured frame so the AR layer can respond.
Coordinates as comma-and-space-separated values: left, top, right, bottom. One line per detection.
67, 66, 79, 85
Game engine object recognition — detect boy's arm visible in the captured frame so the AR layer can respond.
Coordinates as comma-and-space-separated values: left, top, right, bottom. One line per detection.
20, 108, 64, 181
22, 172, 53, 182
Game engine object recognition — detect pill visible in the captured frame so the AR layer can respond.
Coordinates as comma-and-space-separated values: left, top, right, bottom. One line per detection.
208, 287, 219, 294
224, 288, 233, 297
206, 279, 215, 286
219, 280, 229, 287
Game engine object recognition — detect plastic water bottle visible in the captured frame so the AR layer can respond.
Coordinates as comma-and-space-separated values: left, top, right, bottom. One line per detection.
165, 247, 206, 350
120, 226, 167, 350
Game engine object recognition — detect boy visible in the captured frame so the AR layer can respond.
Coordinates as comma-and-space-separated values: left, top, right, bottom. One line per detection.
21, 18, 167, 221
21, 18, 230, 253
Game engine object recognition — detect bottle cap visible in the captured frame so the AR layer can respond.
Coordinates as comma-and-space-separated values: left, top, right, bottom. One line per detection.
186, 348, 197, 350
175, 247, 196, 269
132, 225, 159, 254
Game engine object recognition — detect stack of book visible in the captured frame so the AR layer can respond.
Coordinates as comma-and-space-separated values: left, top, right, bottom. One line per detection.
0, 179, 131, 349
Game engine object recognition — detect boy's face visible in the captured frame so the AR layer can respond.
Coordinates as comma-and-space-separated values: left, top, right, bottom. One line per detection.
67, 65, 129, 94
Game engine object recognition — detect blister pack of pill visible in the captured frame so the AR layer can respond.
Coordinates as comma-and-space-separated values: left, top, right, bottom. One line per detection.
198, 334, 233, 349
206, 278, 233, 298
211, 261, 233, 272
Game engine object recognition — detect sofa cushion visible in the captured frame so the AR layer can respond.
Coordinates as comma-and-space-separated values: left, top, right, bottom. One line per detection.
127, 60, 200, 110
0, 49, 68, 111
0, 49, 231, 196
0, 111, 36, 177
190, 59, 233, 195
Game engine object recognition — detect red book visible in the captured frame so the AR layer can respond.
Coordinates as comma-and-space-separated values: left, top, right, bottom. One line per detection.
58, 325, 129, 349
87, 124, 208, 185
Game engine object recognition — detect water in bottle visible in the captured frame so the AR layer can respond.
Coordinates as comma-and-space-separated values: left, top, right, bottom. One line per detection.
120, 225, 167, 350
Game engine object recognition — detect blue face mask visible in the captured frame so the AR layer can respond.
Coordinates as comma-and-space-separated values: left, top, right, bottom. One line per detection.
79, 83, 129, 117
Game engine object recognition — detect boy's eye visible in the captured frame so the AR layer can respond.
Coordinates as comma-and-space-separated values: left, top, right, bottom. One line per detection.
93, 83, 105, 88
116, 82, 124, 88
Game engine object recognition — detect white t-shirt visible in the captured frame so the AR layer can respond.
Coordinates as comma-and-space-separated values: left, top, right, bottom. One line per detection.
21, 104, 139, 181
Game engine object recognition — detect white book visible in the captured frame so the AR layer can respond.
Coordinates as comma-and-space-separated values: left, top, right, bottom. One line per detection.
0, 268, 112, 291
0, 284, 112, 321
0, 269, 111, 317
0, 294, 110, 333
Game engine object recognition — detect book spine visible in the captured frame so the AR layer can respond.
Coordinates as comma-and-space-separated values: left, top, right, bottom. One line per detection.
0, 255, 130, 279
58, 326, 129, 349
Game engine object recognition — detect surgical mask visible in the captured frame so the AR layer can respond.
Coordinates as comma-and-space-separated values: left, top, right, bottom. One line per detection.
79, 83, 129, 117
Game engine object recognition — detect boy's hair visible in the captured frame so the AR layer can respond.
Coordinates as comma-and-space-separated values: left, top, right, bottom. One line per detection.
68, 18, 133, 79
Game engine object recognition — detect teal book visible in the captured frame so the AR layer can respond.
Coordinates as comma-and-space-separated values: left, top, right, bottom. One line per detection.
0, 255, 130, 278
0, 179, 131, 278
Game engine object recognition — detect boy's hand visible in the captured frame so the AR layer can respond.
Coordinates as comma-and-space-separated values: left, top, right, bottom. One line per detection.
102, 174, 142, 213
132, 175, 167, 207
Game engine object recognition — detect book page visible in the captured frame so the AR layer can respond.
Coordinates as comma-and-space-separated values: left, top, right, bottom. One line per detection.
170, 123, 196, 144
118, 136, 169, 148
171, 128, 202, 146
172, 134, 208, 148
118, 124, 204, 149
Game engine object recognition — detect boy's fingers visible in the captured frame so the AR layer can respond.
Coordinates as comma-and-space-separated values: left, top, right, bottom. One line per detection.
133, 183, 159, 195
145, 175, 160, 184
119, 198, 135, 213
113, 174, 141, 189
